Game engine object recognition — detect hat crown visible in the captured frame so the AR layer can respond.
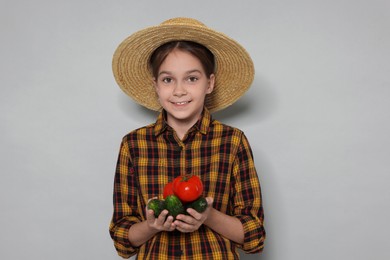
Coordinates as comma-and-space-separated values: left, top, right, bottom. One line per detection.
160, 17, 206, 28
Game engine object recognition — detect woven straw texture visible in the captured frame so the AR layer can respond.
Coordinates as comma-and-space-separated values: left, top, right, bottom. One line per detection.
112, 17, 254, 113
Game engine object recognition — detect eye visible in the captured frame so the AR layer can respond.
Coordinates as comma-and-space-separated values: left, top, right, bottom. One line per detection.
162, 77, 173, 84
187, 76, 198, 82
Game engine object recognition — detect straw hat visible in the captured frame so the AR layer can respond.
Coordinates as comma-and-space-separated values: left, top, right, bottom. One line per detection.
112, 17, 254, 113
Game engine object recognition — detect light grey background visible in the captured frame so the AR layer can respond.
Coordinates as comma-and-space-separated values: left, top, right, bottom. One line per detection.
1, 0, 389, 259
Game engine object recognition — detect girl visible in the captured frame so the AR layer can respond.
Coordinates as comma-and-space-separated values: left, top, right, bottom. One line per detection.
110, 18, 266, 259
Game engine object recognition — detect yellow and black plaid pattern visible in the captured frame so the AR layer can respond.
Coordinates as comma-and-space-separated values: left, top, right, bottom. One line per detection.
109, 108, 265, 259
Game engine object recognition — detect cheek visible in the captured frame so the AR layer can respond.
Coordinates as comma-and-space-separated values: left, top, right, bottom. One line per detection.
155, 86, 169, 100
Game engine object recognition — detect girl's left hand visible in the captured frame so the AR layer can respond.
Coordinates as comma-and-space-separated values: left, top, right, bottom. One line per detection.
173, 197, 213, 233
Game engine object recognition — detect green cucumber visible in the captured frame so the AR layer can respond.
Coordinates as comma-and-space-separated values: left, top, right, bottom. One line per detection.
165, 195, 185, 218
147, 198, 166, 218
187, 197, 208, 213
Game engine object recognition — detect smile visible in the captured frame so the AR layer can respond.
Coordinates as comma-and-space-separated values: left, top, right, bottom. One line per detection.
172, 101, 190, 105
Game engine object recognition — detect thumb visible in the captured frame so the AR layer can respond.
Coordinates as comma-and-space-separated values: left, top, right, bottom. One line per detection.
205, 197, 214, 207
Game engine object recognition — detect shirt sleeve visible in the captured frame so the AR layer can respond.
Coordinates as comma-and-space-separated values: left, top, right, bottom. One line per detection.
109, 138, 142, 258
231, 133, 266, 253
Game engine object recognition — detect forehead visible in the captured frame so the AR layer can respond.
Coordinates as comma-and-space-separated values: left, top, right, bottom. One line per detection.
159, 49, 204, 73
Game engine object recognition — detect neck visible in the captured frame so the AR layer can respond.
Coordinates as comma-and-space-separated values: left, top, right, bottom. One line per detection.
168, 118, 196, 140
166, 111, 203, 140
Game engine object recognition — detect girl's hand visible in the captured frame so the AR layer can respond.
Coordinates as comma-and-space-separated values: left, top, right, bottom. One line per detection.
173, 197, 214, 233
146, 208, 176, 232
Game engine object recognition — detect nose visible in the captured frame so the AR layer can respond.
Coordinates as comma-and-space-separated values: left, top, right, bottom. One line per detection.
173, 82, 187, 97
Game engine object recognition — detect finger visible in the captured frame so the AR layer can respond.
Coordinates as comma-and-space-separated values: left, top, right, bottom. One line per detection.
176, 225, 191, 233
174, 221, 191, 233
146, 209, 156, 223
186, 208, 202, 221
177, 221, 198, 233
206, 197, 214, 206
167, 221, 176, 231
155, 210, 169, 224
175, 214, 196, 224
164, 216, 176, 230
175, 226, 189, 233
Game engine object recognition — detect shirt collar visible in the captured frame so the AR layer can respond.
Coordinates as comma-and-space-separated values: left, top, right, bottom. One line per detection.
154, 107, 212, 136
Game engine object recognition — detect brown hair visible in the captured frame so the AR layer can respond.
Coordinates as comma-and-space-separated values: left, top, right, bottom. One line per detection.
149, 41, 215, 79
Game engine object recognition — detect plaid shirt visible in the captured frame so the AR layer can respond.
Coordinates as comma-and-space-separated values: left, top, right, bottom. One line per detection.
109, 108, 265, 259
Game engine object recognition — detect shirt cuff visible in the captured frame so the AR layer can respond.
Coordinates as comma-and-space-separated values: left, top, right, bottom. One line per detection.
112, 218, 141, 258
236, 215, 266, 253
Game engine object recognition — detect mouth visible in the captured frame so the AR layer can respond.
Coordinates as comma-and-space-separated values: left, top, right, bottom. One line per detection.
171, 101, 190, 105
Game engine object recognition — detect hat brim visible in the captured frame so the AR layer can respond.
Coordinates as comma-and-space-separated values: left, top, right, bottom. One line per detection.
113, 21, 254, 113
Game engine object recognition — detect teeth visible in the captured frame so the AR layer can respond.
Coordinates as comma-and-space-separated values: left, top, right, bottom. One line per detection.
175, 101, 188, 105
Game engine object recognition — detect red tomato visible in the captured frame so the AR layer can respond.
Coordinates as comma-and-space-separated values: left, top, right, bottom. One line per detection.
172, 175, 203, 203
163, 182, 174, 199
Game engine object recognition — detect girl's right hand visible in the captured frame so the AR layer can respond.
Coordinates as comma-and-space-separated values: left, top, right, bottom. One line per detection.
146, 208, 176, 232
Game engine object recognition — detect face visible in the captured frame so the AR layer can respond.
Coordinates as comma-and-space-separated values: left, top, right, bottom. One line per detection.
154, 49, 215, 129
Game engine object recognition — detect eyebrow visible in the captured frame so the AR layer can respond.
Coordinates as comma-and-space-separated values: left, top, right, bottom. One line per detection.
158, 69, 203, 77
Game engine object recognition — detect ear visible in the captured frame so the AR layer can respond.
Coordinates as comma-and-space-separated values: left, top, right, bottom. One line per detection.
206, 74, 215, 94
152, 77, 158, 91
